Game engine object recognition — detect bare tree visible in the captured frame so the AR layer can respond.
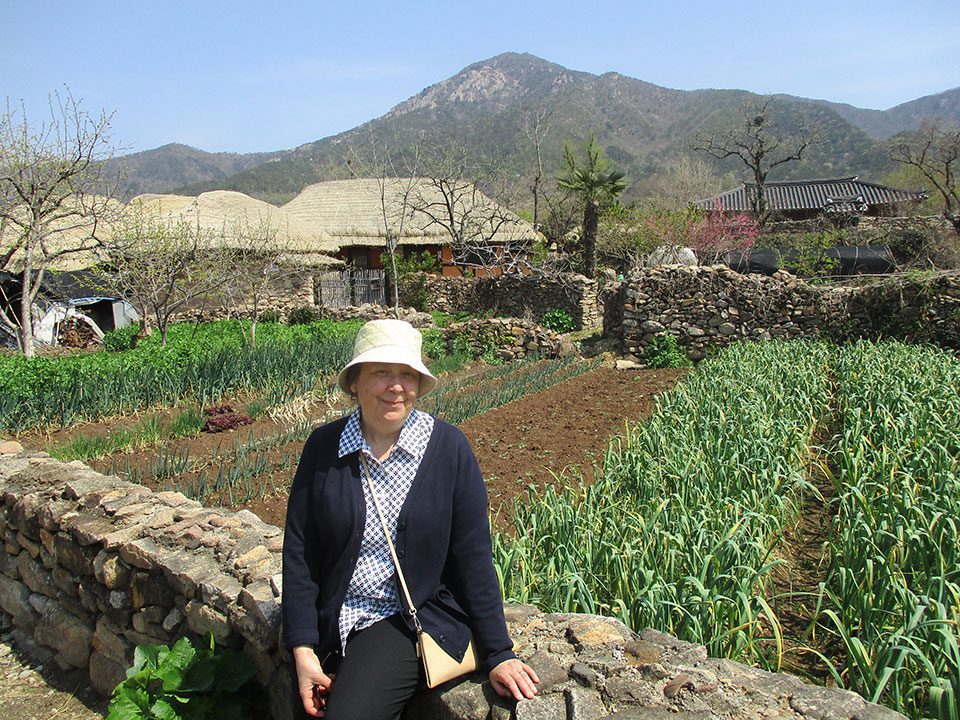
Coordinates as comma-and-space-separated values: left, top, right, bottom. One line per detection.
411, 143, 527, 274
102, 207, 227, 345
643, 156, 731, 209
891, 120, 960, 233
217, 216, 293, 348
0, 89, 118, 356
692, 98, 815, 226
520, 105, 554, 230
347, 138, 423, 316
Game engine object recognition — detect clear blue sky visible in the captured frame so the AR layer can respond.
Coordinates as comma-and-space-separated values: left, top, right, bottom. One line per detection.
4, 0, 958, 155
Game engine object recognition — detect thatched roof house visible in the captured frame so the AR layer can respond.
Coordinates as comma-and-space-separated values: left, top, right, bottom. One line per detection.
127, 191, 341, 267
0, 196, 126, 272
282, 178, 537, 275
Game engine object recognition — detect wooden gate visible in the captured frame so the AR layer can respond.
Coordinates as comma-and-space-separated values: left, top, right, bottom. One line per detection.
317, 269, 385, 307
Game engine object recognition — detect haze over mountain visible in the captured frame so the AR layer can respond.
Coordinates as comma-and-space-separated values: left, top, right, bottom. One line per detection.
113, 53, 960, 205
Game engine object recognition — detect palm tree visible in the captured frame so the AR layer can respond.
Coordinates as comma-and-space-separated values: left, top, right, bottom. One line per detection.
558, 134, 627, 277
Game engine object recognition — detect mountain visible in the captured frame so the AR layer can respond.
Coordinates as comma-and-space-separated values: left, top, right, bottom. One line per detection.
118, 53, 959, 205
109, 143, 285, 200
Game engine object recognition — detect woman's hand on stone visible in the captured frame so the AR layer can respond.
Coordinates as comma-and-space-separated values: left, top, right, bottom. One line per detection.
292, 646, 335, 717
489, 658, 540, 701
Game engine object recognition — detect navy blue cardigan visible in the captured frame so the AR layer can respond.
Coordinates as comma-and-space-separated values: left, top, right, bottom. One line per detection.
281, 414, 516, 674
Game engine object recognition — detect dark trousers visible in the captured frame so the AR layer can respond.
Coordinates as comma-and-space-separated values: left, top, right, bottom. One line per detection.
319, 614, 422, 720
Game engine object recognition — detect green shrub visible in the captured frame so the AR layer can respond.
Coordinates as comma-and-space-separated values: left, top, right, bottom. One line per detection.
541, 308, 575, 333
103, 325, 139, 352
107, 633, 256, 720
643, 333, 692, 368
258, 309, 282, 324
421, 328, 447, 360
287, 306, 322, 325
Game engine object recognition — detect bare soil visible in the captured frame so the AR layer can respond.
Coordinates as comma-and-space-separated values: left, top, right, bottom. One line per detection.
17, 366, 686, 534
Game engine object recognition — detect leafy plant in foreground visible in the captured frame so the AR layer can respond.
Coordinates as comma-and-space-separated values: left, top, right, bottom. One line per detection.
107, 633, 256, 720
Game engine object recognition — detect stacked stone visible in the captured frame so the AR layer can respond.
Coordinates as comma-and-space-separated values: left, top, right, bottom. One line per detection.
416, 273, 601, 331
0, 453, 905, 719
443, 318, 572, 362
409, 605, 903, 720
0, 454, 292, 719
613, 265, 960, 361
172, 269, 316, 324
311, 304, 435, 327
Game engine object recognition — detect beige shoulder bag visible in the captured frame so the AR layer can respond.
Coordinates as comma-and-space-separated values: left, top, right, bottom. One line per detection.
359, 453, 479, 688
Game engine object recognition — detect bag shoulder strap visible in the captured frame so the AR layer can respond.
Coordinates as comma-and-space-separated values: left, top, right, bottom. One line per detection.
359, 452, 422, 633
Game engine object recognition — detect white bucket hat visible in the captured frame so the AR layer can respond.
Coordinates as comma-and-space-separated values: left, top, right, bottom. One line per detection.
337, 319, 438, 397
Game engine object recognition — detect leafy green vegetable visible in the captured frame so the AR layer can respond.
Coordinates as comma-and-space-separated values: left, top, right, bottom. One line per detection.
107, 634, 256, 720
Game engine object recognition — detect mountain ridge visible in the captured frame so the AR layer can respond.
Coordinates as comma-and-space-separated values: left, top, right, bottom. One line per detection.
114, 53, 960, 204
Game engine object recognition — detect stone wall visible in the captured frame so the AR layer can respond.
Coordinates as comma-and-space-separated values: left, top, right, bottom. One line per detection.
0, 453, 902, 720
613, 265, 960, 361
0, 453, 903, 720
173, 269, 316, 323
441, 318, 573, 363
405, 273, 602, 331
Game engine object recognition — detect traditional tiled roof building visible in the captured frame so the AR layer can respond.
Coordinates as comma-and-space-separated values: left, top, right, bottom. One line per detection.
694, 177, 927, 220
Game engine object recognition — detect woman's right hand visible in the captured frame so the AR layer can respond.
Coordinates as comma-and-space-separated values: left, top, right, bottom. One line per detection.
292, 646, 335, 717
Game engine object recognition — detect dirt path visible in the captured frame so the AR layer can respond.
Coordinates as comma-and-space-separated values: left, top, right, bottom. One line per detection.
0, 631, 107, 720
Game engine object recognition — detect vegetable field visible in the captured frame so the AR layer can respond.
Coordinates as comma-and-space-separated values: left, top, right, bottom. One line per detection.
493, 339, 960, 720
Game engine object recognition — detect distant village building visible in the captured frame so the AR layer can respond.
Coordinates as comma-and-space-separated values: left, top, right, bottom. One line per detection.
282, 178, 538, 277
694, 177, 927, 221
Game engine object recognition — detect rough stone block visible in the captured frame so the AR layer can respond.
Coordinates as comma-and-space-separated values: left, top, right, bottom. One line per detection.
89, 649, 127, 697
185, 599, 231, 642
515, 693, 568, 720
17, 551, 57, 597
130, 570, 175, 609
93, 616, 132, 665
54, 532, 97, 575
119, 536, 164, 570
52, 566, 80, 596
34, 596, 94, 668
0, 573, 35, 627
566, 686, 607, 720
93, 550, 130, 589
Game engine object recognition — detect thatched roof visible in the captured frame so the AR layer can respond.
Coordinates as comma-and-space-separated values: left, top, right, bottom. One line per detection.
1, 196, 123, 271
282, 178, 536, 248
127, 191, 341, 259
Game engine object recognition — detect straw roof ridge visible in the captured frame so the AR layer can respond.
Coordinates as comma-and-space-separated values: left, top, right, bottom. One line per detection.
283, 177, 536, 245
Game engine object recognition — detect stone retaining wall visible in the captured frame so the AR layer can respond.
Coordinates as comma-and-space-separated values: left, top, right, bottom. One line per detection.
0, 453, 905, 720
441, 318, 573, 362
405, 273, 602, 331
613, 266, 960, 360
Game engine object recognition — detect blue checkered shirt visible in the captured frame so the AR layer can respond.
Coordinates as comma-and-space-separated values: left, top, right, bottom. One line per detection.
336, 408, 435, 653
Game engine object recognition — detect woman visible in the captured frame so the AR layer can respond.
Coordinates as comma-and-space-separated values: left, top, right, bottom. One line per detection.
282, 319, 539, 719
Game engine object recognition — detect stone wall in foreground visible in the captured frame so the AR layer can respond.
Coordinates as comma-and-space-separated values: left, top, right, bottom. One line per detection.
0, 453, 904, 720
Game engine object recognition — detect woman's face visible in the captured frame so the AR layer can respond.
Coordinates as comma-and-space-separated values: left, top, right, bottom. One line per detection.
351, 362, 420, 438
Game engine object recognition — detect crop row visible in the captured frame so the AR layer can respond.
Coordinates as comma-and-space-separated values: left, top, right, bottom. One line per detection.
493, 340, 831, 660
821, 342, 960, 720
105, 355, 599, 510
493, 339, 959, 720
0, 320, 361, 432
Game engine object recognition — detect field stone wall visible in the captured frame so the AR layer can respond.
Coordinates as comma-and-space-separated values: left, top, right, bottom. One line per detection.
0, 452, 904, 720
613, 265, 960, 360
443, 318, 573, 362
409, 272, 603, 331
